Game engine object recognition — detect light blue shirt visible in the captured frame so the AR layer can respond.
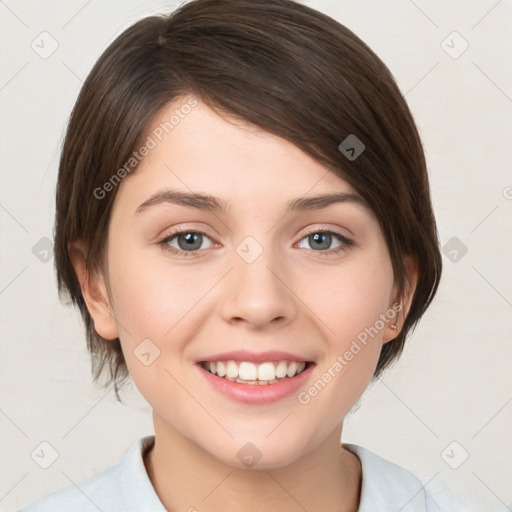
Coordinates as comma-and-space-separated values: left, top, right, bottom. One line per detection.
18, 435, 445, 511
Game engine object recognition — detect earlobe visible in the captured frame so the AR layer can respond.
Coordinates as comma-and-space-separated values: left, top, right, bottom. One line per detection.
382, 256, 419, 344
382, 303, 401, 344
68, 241, 119, 340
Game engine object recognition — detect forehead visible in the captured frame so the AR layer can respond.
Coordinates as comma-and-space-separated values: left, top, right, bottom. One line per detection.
115, 98, 369, 216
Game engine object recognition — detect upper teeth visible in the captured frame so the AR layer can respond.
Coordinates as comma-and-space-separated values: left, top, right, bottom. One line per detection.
204, 360, 307, 381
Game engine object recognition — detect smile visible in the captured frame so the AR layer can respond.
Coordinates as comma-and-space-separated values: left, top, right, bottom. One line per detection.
199, 360, 311, 384
196, 359, 316, 404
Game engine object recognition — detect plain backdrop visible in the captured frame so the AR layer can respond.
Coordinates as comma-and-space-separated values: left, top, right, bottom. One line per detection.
1, 1, 511, 511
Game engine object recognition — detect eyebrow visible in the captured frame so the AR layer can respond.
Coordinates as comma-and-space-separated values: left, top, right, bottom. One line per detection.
135, 188, 370, 216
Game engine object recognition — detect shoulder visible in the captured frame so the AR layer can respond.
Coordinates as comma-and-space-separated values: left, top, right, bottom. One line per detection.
344, 444, 448, 512
17, 463, 123, 512
17, 436, 164, 512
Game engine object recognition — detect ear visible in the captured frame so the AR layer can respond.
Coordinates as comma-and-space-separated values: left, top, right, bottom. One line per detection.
68, 241, 119, 340
382, 256, 418, 343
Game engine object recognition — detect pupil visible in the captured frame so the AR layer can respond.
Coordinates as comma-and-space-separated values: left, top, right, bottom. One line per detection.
180, 232, 201, 250
311, 233, 330, 250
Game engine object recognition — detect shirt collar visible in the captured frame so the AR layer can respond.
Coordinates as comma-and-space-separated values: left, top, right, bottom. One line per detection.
120, 435, 167, 511
344, 443, 429, 511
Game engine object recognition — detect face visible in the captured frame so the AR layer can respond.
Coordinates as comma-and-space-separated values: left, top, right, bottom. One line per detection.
81, 97, 405, 469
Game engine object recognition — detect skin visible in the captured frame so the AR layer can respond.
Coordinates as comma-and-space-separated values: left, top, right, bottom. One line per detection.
71, 97, 417, 512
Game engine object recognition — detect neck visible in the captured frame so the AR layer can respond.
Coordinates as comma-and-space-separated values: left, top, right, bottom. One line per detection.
144, 414, 362, 512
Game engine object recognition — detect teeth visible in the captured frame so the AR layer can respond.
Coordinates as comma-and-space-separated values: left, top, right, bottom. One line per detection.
216, 361, 226, 377
286, 361, 298, 378
275, 361, 288, 378
204, 359, 308, 382
239, 362, 257, 380
226, 360, 239, 379
257, 362, 275, 380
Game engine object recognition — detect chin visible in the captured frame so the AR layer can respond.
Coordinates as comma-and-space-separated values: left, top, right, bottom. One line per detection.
207, 436, 307, 471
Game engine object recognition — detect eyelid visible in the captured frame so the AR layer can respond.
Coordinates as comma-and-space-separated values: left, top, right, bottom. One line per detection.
299, 225, 353, 244
295, 227, 354, 256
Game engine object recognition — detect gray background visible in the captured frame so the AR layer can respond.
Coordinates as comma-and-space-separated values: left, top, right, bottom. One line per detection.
1, 1, 511, 511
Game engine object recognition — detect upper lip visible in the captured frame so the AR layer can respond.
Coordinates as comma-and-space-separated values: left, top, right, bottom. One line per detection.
196, 350, 315, 364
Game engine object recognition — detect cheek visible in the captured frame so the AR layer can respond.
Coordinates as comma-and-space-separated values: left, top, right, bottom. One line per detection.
105, 242, 221, 398
107, 244, 200, 341
301, 251, 394, 346
299, 250, 394, 397
106, 247, 196, 401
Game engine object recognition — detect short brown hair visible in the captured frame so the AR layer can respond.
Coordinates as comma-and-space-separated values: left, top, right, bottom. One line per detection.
54, 0, 442, 401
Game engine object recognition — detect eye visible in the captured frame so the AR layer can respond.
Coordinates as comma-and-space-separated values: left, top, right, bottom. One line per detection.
296, 229, 354, 256
158, 229, 214, 257
157, 228, 354, 258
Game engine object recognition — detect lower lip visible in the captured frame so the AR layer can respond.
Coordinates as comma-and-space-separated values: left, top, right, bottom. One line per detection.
196, 363, 315, 404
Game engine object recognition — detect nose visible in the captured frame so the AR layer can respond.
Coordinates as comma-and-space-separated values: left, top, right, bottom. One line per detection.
220, 244, 298, 329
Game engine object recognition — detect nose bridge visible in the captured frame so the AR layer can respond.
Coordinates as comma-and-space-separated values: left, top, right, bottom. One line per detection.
220, 232, 296, 327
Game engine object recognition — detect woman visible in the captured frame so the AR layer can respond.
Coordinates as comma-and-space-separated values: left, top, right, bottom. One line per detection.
20, 0, 445, 510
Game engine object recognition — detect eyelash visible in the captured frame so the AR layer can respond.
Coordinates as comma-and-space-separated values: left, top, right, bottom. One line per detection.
157, 228, 354, 258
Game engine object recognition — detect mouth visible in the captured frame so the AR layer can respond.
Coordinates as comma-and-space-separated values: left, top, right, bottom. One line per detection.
198, 359, 315, 385
194, 349, 317, 404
